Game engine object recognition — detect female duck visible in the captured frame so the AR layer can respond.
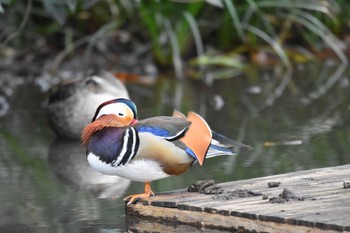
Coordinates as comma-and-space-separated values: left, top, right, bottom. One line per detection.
47, 72, 129, 139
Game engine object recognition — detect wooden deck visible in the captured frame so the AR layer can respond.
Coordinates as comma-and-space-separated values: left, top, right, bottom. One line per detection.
126, 164, 350, 232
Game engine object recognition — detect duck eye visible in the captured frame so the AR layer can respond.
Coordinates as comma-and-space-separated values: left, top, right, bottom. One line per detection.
118, 113, 124, 116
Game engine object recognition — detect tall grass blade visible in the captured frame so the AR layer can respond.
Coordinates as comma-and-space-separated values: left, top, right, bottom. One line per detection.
244, 0, 277, 38
205, 0, 223, 8
242, 23, 291, 67
256, 0, 336, 17
175, 2, 204, 56
164, 19, 184, 79
183, 11, 204, 70
65, 0, 78, 12
139, 2, 167, 64
286, 10, 347, 64
223, 0, 244, 40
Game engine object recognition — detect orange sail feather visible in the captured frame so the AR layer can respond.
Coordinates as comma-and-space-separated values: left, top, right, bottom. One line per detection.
179, 112, 212, 166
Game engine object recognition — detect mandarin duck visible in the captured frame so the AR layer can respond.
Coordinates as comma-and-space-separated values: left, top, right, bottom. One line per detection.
47, 71, 129, 140
81, 98, 245, 205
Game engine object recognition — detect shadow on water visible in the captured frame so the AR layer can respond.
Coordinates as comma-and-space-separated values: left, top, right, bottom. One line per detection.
0, 62, 350, 232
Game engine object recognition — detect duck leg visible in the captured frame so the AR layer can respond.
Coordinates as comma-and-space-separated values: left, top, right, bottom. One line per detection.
123, 181, 154, 205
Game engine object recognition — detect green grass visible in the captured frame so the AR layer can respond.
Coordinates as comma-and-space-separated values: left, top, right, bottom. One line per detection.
0, 0, 348, 78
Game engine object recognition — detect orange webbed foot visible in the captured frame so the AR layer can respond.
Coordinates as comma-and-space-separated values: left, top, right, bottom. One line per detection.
123, 182, 154, 205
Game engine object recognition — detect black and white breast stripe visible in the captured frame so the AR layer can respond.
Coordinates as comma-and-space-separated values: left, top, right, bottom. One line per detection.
111, 127, 139, 167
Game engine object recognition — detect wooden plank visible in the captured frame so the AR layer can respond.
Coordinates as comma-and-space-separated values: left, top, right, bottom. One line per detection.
127, 203, 342, 233
127, 164, 350, 232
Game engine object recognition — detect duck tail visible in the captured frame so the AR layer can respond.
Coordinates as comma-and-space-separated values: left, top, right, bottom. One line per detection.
206, 131, 250, 159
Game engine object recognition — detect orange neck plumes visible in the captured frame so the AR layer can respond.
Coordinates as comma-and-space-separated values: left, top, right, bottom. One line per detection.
81, 115, 126, 145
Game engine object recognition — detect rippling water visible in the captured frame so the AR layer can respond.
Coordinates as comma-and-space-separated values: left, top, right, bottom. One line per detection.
1, 62, 349, 232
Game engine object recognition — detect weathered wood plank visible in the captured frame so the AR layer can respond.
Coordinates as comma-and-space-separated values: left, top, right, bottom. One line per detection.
127, 203, 343, 233
127, 164, 350, 232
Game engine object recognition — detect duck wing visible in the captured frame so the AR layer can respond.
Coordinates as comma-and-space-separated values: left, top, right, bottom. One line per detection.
134, 113, 213, 166
133, 116, 191, 141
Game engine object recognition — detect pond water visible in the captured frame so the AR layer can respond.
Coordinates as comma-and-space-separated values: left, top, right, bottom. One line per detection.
0, 61, 349, 232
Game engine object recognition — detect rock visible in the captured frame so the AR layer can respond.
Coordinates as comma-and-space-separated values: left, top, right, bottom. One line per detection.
269, 188, 312, 204
268, 181, 281, 188
188, 180, 224, 195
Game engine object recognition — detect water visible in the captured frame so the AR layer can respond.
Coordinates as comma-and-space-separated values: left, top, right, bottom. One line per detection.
1, 62, 350, 232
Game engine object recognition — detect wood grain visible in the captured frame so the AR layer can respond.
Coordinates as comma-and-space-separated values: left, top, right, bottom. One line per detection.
127, 164, 350, 232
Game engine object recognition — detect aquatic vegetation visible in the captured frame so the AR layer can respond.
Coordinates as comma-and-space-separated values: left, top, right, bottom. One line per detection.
0, 0, 348, 76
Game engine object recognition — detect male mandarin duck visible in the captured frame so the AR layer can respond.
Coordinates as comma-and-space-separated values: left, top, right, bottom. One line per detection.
81, 98, 246, 205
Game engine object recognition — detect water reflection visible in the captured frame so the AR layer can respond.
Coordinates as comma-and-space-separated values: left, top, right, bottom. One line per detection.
126, 215, 233, 233
0, 84, 128, 232
48, 139, 130, 198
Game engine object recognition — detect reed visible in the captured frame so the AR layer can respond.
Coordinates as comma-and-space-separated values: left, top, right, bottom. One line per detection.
0, 0, 347, 75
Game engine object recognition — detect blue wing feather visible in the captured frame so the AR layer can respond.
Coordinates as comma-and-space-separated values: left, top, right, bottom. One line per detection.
185, 147, 197, 160
136, 125, 170, 137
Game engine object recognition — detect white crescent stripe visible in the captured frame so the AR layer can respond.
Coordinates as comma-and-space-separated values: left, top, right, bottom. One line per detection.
126, 127, 137, 164
112, 128, 130, 166
164, 128, 187, 140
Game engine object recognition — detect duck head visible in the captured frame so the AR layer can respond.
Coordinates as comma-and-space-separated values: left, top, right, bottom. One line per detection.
81, 98, 138, 145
